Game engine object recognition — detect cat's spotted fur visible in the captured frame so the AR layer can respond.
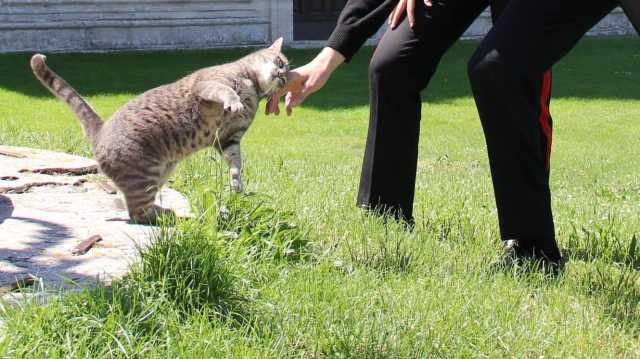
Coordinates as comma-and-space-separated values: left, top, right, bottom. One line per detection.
30, 39, 289, 224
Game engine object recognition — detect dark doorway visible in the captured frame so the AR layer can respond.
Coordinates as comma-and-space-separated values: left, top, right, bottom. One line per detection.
293, 0, 348, 41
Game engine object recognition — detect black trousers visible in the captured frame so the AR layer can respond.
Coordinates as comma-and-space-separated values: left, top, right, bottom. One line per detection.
466, 0, 620, 261
357, 0, 551, 224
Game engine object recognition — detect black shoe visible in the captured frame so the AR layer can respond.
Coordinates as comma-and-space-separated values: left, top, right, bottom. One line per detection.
492, 239, 532, 269
493, 240, 566, 275
536, 249, 566, 276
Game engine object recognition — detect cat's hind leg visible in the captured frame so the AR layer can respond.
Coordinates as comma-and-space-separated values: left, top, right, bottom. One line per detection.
221, 141, 243, 193
120, 176, 175, 225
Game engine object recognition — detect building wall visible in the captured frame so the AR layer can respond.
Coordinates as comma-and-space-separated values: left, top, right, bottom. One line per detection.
327, 7, 631, 49
0, 1, 634, 53
0, 0, 284, 53
461, 7, 635, 39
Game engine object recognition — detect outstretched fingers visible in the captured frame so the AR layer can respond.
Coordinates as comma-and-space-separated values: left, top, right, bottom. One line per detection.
266, 92, 282, 115
266, 69, 308, 116
389, 0, 407, 29
389, 0, 433, 29
407, 0, 415, 28
285, 86, 309, 116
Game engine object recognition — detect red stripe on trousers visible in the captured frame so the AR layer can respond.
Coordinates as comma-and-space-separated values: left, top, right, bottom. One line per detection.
538, 70, 553, 169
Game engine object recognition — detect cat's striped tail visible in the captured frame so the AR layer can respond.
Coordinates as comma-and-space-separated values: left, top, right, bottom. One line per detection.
30, 54, 103, 144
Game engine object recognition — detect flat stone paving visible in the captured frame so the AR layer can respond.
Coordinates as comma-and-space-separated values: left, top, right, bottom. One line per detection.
0, 145, 191, 293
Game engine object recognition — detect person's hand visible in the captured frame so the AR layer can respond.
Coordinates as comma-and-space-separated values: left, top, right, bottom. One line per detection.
265, 66, 314, 116
388, 0, 433, 29
266, 47, 345, 116
283, 61, 332, 115
265, 70, 304, 116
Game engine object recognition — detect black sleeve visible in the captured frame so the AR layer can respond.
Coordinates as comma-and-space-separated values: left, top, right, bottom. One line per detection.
327, 0, 398, 62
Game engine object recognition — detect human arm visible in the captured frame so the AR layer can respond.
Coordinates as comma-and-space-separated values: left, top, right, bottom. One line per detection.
266, 47, 345, 116
266, 0, 397, 116
327, 0, 398, 63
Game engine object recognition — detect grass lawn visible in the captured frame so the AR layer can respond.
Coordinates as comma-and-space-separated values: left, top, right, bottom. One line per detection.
1, 37, 639, 357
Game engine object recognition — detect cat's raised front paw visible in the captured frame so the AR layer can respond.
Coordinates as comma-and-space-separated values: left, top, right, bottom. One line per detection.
224, 98, 244, 113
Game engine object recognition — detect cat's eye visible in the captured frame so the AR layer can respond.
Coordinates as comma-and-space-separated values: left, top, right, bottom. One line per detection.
276, 58, 284, 68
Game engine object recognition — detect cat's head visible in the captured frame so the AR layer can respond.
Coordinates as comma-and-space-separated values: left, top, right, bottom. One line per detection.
249, 38, 289, 97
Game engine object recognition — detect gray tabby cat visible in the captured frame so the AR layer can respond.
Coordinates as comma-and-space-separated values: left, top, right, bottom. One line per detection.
30, 38, 289, 224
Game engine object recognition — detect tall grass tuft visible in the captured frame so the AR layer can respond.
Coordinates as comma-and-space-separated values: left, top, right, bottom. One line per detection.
216, 193, 313, 262
341, 214, 415, 274
564, 214, 639, 268
130, 223, 243, 319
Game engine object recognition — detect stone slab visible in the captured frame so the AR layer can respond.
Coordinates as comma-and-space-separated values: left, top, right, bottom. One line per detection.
0, 145, 191, 292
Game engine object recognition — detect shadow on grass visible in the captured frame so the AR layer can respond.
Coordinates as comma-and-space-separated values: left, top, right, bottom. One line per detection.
561, 214, 640, 333
1, 37, 638, 112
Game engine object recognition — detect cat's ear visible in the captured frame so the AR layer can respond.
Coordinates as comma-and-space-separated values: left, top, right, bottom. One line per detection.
269, 37, 284, 52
